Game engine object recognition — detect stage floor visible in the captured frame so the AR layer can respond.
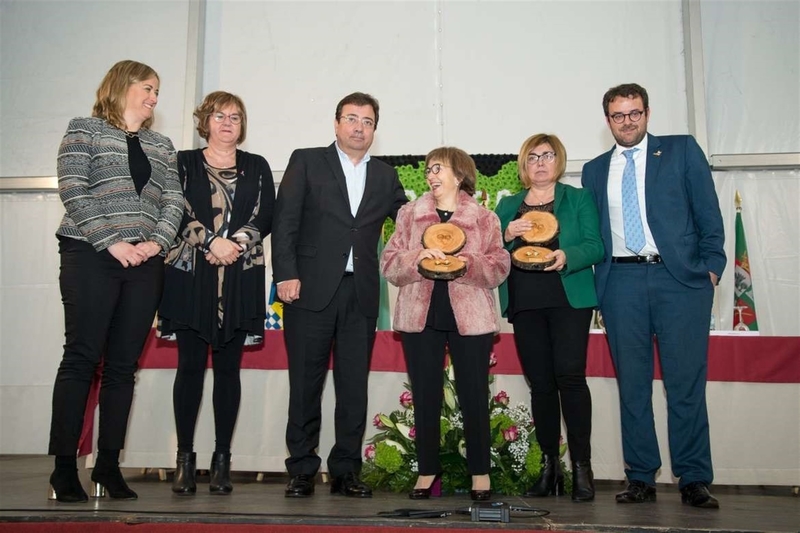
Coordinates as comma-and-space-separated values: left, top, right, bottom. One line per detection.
1, 455, 797, 532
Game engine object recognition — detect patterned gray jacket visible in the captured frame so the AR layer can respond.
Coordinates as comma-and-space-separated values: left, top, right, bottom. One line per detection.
56, 117, 184, 253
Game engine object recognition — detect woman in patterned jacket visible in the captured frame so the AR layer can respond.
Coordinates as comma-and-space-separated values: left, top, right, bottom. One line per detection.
158, 92, 275, 495
49, 60, 183, 503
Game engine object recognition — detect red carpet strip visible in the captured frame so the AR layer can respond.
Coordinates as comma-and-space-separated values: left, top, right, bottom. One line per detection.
0, 523, 561, 533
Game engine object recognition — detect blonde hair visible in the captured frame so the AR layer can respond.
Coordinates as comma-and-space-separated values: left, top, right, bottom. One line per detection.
194, 91, 248, 144
517, 133, 567, 188
92, 60, 159, 131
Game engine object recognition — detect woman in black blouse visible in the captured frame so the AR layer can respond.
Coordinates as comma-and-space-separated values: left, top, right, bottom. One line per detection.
495, 134, 603, 501
49, 60, 183, 503
159, 92, 275, 495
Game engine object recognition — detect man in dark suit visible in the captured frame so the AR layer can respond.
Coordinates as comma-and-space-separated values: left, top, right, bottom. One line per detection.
581, 83, 725, 509
272, 92, 407, 498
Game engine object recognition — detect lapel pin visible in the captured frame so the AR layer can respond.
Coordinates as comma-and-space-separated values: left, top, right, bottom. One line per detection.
653, 150, 662, 157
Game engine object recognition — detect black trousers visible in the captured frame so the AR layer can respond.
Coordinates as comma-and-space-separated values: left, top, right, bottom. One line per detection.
512, 307, 593, 461
173, 329, 246, 454
401, 327, 494, 476
49, 238, 164, 455
283, 276, 377, 478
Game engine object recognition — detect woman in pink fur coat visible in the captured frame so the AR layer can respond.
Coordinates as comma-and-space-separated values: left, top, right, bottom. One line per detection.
380, 147, 510, 501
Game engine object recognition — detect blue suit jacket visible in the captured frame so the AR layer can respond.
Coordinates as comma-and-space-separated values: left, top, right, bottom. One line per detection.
581, 134, 725, 306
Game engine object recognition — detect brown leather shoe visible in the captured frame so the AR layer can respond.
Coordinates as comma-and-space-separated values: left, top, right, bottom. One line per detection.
680, 482, 719, 509
615, 480, 656, 503
330, 472, 372, 498
285, 474, 314, 498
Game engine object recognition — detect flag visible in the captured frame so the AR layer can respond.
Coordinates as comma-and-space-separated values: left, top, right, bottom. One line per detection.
377, 222, 392, 330
733, 191, 758, 331
266, 282, 283, 330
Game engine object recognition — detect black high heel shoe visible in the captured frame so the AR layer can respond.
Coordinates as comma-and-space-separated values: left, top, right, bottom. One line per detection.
470, 474, 492, 501
209, 451, 232, 495
48, 468, 88, 503
525, 454, 565, 497
408, 474, 441, 500
91, 465, 138, 500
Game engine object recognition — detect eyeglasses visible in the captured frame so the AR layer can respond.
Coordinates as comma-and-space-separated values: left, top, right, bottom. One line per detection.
340, 114, 375, 129
608, 110, 645, 124
424, 163, 450, 176
526, 152, 556, 165
212, 112, 242, 125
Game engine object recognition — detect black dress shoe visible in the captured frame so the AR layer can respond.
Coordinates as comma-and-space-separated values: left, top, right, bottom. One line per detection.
615, 480, 656, 503
470, 489, 492, 501
330, 472, 372, 498
680, 481, 719, 509
285, 474, 315, 498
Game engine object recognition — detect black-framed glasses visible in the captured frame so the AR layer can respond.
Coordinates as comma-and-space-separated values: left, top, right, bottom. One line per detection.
212, 112, 242, 125
608, 110, 645, 124
526, 152, 556, 164
340, 114, 375, 129
424, 163, 450, 176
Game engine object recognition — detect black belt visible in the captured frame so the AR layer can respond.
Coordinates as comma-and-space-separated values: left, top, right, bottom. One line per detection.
611, 254, 662, 264
343, 271, 354, 277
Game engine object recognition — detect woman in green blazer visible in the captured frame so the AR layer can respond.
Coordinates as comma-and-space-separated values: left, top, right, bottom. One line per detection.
495, 133, 603, 502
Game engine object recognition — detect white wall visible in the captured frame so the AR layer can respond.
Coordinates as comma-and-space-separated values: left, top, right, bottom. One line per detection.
0, 0, 193, 177
0, 0, 798, 461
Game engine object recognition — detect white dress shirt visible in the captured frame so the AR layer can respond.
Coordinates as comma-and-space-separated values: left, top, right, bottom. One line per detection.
335, 142, 370, 272
606, 136, 659, 257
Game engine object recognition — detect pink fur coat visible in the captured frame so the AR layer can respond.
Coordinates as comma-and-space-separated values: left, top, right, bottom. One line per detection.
380, 190, 510, 335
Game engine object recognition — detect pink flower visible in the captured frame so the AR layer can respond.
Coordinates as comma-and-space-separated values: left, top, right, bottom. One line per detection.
493, 391, 509, 406
489, 352, 498, 367
409, 426, 416, 440
502, 425, 519, 442
373, 414, 385, 429
399, 391, 413, 408
364, 444, 376, 460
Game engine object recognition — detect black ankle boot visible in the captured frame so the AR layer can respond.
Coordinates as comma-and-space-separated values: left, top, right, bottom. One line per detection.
91, 453, 137, 500
571, 460, 595, 502
172, 452, 197, 494
525, 454, 564, 497
49, 467, 88, 503
209, 451, 232, 495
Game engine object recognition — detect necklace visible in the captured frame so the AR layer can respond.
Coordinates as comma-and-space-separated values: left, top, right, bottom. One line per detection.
528, 187, 554, 206
124, 130, 139, 139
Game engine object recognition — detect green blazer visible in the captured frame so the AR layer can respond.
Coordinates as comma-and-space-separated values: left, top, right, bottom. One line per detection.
495, 182, 604, 316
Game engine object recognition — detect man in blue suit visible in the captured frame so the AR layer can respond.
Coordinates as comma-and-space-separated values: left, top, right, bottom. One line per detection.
581, 83, 725, 509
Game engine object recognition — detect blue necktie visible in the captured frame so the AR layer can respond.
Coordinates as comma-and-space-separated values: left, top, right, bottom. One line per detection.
621, 148, 646, 254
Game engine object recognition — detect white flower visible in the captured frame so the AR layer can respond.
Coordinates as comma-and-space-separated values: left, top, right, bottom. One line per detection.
458, 438, 467, 458
395, 422, 412, 441
384, 439, 408, 455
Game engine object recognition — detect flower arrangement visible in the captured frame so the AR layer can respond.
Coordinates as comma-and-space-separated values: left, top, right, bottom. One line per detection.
361, 353, 569, 495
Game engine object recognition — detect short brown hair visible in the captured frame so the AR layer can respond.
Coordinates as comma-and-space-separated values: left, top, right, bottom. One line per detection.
194, 91, 248, 144
517, 134, 567, 188
92, 60, 159, 131
425, 147, 477, 195
335, 92, 380, 129
602, 83, 649, 116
